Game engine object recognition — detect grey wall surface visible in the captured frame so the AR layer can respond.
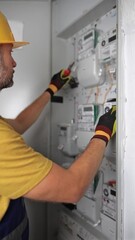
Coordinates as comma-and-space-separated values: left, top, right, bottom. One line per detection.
0, 1, 51, 240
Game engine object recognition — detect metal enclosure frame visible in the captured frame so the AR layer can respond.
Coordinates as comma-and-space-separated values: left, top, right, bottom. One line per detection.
117, 0, 135, 239
50, 0, 135, 239
117, 0, 124, 238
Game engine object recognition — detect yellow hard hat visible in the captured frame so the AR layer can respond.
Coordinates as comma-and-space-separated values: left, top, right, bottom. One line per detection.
0, 11, 29, 48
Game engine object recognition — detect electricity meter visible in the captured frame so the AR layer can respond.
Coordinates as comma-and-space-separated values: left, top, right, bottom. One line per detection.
75, 26, 104, 88
97, 28, 117, 62
57, 123, 79, 157
76, 28, 95, 61
76, 104, 102, 151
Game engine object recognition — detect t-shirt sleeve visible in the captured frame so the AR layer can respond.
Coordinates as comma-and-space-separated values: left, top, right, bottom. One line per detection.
0, 119, 53, 199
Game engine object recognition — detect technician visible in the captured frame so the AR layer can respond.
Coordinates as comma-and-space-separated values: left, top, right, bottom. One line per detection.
0, 11, 116, 240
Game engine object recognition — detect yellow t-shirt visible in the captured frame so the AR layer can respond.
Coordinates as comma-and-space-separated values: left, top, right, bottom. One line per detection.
0, 118, 53, 220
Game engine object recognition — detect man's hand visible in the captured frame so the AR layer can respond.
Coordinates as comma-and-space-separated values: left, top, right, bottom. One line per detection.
45, 69, 72, 96
92, 106, 116, 145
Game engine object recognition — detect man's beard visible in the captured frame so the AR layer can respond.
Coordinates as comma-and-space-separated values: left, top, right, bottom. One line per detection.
0, 75, 14, 90
0, 63, 14, 90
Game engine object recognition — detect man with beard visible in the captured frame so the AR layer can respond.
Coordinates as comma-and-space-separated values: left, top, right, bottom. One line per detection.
0, 11, 116, 240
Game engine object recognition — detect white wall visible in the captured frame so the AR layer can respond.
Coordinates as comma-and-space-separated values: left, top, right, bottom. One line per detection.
0, 1, 51, 153
0, 1, 51, 240
118, 0, 135, 239
52, 0, 103, 34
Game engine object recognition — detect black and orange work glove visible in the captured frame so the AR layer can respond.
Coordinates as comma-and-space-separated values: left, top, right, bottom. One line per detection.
45, 69, 72, 96
92, 106, 116, 145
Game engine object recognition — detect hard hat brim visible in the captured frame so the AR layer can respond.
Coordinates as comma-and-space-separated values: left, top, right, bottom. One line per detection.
1, 41, 30, 49
13, 41, 30, 49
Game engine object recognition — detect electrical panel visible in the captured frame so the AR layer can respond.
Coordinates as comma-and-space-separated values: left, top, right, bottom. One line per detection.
52, 4, 117, 240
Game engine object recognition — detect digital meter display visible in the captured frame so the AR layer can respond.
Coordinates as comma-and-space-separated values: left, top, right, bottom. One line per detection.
113, 29, 116, 34
84, 31, 93, 41
111, 189, 116, 197
60, 127, 67, 131
84, 106, 93, 112
108, 35, 116, 43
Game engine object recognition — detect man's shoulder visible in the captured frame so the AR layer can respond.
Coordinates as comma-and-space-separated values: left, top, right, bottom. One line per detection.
0, 117, 21, 141
0, 117, 14, 130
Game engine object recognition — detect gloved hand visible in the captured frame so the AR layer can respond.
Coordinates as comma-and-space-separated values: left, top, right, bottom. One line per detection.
92, 106, 116, 145
46, 69, 72, 96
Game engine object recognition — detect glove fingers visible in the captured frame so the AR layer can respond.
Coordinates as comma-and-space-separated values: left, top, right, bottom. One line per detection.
111, 105, 116, 114
112, 120, 116, 137
109, 106, 116, 137
105, 106, 116, 117
60, 69, 72, 80
93, 106, 116, 145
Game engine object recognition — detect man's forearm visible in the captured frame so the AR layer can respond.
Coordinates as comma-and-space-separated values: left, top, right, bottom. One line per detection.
5, 91, 51, 134
24, 138, 106, 203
